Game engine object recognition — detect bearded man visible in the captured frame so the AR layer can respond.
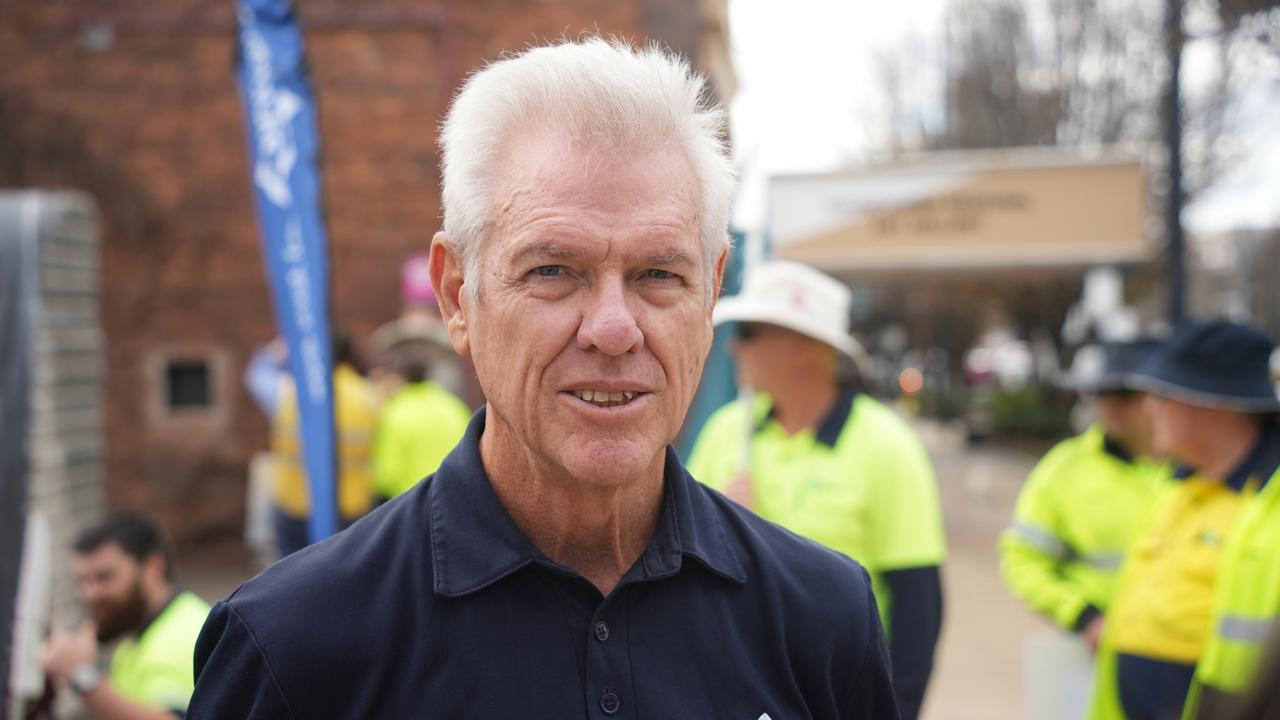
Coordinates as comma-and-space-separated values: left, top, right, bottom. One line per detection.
42, 512, 210, 719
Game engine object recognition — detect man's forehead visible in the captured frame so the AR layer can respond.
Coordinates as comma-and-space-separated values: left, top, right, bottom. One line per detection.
75, 541, 132, 568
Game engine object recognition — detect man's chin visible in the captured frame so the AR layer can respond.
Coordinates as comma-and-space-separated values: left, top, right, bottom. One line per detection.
559, 439, 666, 486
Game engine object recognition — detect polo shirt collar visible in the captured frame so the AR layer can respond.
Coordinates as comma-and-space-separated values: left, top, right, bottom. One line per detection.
429, 408, 746, 598
757, 385, 858, 448
1101, 432, 1136, 464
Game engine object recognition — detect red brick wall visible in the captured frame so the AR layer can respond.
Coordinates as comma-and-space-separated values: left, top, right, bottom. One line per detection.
0, 0, 706, 545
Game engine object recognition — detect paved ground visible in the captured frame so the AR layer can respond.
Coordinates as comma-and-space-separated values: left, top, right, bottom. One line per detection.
180, 417, 1050, 719
917, 419, 1046, 720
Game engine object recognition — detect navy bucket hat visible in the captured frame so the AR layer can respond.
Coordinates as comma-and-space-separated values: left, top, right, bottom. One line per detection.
1061, 337, 1165, 394
1131, 320, 1280, 413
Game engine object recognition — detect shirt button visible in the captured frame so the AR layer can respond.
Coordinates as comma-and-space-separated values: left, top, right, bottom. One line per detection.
600, 690, 621, 715
593, 620, 610, 642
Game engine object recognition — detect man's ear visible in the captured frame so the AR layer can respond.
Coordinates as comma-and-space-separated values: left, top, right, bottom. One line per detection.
429, 231, 471, 357
143, 551, 167, 586
712, 246, 729, 302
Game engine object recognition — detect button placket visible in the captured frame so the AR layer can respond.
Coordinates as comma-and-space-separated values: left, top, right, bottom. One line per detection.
585, 601, 632, 718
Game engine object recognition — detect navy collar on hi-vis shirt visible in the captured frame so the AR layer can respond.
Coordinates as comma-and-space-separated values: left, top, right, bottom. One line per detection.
1173, 420, 1280, 493
188, 408, 899, 719
1102, 434, 1136, 464
758, 385, 858, 448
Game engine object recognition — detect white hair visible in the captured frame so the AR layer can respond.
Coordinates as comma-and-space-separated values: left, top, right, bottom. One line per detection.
438, 38, 735, 298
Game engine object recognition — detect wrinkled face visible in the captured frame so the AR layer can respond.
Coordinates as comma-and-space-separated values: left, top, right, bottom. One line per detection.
449, 131, 723, 486
731, 322, 833, 394
72, 542, 149, 643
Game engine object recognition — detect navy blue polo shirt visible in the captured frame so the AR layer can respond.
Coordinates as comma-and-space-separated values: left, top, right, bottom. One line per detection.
189, 409, 897, 719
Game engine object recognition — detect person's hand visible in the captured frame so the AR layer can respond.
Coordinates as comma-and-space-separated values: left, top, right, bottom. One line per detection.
40, 622, 97, 683
1082, 615, 1105, 656
724, 472, 754, 510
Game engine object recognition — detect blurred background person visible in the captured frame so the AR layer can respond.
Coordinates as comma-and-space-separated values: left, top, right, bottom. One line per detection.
369, 252, 465, 401
270, 332, 379, 557
688, 259, 946, 720
1182, 326, 1280, 719
40, 512, 210, 719
1000, 338, 1167, 718
372, 349, 472, 503
1090, 320, 1280, 720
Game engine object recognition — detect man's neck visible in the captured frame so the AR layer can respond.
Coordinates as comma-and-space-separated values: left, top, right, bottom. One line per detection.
479, 422, 665, 597
771, 378, 839, 437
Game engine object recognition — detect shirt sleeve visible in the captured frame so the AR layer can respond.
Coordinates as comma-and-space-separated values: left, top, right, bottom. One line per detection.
998, 452, 1094, 630
869, 416, 946, 571
882, 566, 943, 720
844, 569, 901, 719
188, 601, 295, 719
127, 664, 194, 713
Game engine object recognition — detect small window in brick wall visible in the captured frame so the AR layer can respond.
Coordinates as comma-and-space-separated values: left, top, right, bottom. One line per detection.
166, 360, 212, 409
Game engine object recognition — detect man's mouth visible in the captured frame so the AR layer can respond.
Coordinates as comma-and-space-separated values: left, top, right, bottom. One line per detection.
570, 389, 638, 407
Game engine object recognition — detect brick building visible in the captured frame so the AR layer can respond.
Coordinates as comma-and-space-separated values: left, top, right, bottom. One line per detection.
0, 0, 733, 546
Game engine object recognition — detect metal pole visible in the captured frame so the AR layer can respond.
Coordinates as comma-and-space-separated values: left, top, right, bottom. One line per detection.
1165, 0, 1186, 326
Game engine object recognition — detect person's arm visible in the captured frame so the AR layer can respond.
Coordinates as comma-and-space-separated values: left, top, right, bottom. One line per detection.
865, 411, 946, 718
76, 682, 183, 720
998, 455, 1099, 633
188, 601, 294, 719
882, 565, 942, 720
244, 340, 287, 417
41, 624, 182, 720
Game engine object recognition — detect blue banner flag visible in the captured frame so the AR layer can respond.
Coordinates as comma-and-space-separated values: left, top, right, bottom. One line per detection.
235, 0, 338, 544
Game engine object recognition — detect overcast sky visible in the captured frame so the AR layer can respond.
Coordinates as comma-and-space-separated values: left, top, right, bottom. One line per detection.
727, 0, 1280, 233
727, 0, 947, 229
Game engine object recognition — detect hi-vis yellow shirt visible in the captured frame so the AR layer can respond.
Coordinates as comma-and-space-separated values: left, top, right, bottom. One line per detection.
687, 390, 946, 628
109, 591, 210, 712
272, 363, 379, 520
1108, 476, 1256, 663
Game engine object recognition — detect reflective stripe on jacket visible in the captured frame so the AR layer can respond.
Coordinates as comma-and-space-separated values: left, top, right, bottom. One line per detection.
999, 425, 1164, 630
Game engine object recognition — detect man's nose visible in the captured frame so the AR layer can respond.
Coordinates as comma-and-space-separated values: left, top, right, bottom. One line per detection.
577, 277, 643, 355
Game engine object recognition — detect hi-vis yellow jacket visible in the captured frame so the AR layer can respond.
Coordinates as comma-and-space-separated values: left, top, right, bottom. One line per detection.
1000, 425, 1164, 630
1184, 431, 1280, 717
271, 363, 379, 521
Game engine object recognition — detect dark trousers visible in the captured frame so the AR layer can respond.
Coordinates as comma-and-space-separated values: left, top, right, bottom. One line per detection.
1117, 652, 1197, 720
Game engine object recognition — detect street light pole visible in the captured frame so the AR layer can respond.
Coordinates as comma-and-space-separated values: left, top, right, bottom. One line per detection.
1165, 0, 1186, 326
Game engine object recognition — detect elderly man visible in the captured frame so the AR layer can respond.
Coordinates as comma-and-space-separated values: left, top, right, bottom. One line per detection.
41, 512, 210, 719
189, 40, 897, 718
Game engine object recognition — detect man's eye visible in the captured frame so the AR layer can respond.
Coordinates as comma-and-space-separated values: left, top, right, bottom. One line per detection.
534, 265, 564, 277
644, 269, 674, 280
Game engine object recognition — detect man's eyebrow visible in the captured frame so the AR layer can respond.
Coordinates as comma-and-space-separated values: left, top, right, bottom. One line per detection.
644, 249, 694, 265
511, 241, 582, 263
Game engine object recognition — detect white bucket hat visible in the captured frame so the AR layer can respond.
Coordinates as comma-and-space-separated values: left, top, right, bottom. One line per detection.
713, 260, 868, 366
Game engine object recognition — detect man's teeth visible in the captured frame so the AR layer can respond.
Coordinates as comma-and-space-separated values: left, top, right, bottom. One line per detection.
572, 389, 636, 406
